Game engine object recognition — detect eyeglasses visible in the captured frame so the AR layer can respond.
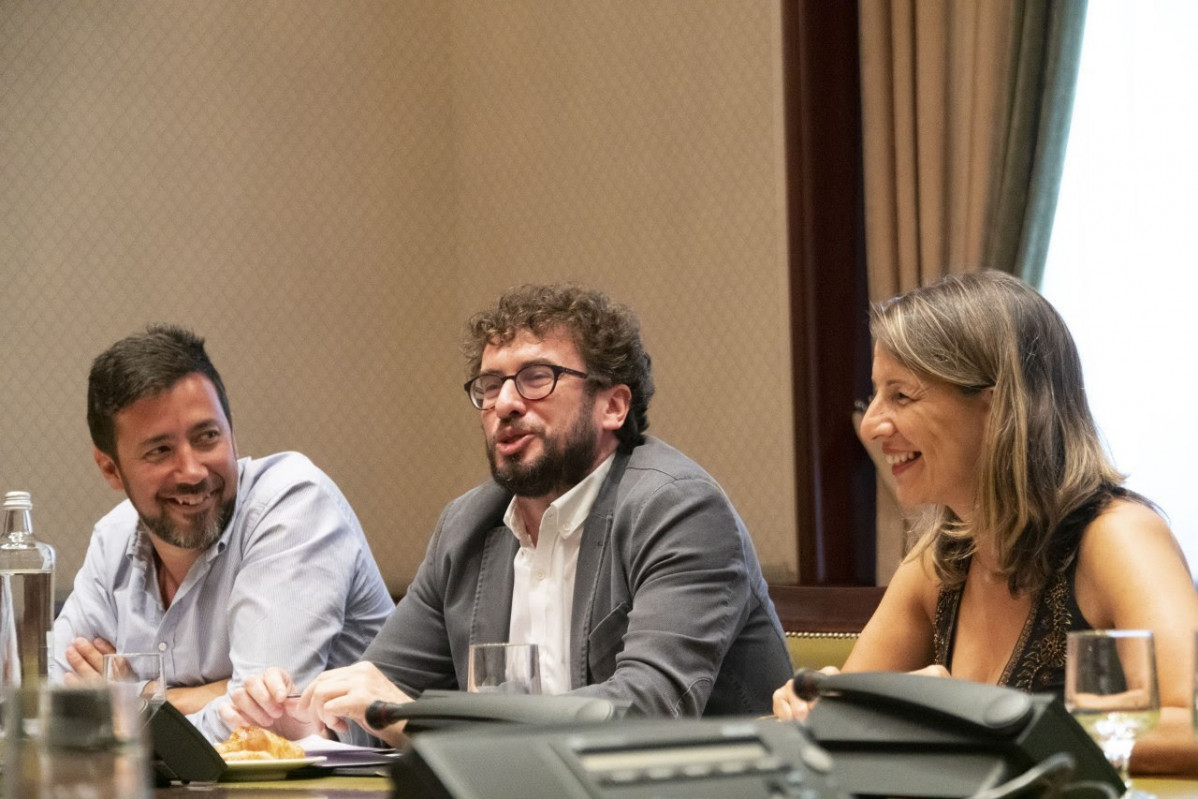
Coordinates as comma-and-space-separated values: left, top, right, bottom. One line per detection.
464, 363, 589, 410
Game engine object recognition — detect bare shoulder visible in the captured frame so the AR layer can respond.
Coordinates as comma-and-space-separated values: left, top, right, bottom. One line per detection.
1076, 497, 1196, 629
913, 539, 951, 615
1080, 497, 1185, 564
884, 540, 940, 604
869, 542, 940, 627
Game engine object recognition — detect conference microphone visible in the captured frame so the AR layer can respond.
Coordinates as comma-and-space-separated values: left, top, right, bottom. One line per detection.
792, 667, 828, 701
365, 700, 407, 729
365, 690, 627, 733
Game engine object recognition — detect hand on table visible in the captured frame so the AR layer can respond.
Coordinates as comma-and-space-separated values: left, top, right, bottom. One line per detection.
772, 663, 951, 721
223, 662, 414, 747
222, 666, 319, 741
908, 664, 950, 679
772, 666, 840, 721
300, 662, 414, 747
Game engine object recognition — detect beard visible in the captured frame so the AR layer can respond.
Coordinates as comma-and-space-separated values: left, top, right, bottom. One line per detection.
138, 484, 235, 551
487, 398, 601, 499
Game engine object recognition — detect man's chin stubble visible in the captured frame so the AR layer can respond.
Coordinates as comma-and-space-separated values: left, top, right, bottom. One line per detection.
143, 500, 230, 550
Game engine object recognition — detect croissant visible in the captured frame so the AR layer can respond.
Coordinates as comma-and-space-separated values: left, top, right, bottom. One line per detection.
215, 726, 306, 761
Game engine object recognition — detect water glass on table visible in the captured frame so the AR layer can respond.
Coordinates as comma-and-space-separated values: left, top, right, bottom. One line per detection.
1193, 629, 1198, 740
102, 652, 166, 713
4, 682, 150, 798
1065, 629, 1159, 794
467, 643, 541, 695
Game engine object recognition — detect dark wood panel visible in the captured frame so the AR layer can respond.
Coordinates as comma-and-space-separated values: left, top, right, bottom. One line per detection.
782, 0, 876, 585
769, 584, 885, 634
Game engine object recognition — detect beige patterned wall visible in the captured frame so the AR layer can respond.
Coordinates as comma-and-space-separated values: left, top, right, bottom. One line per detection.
0, 0, 798, 596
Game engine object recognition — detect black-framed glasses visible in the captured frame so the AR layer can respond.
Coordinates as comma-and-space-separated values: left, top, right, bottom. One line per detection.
464, 363, 589, 410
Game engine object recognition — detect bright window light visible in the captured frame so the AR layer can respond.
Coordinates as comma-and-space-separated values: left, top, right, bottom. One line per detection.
1042, 0, 1198, 573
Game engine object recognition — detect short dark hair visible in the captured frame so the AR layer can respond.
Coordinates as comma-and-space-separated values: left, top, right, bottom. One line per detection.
87, 325, 232, 458
463, 284, 654, 450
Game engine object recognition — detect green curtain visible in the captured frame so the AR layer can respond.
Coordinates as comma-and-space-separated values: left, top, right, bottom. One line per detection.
988, 0, 1089, 288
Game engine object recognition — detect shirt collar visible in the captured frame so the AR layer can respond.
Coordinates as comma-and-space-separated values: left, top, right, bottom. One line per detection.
504, 453, 616, 546
127, 523, 156, 564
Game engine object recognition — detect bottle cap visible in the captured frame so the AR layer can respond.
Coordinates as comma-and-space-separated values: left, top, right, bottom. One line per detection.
3, 491, 32, 511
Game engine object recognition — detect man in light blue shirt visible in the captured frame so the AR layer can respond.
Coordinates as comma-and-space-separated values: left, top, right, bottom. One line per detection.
53, 325, 394, 742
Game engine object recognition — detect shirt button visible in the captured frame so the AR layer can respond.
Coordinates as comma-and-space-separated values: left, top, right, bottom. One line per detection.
534, 570, 546, 581
158, 642, 167, 652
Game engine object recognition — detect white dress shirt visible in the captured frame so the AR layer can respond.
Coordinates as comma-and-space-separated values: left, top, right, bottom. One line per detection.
504, 454, 614, 694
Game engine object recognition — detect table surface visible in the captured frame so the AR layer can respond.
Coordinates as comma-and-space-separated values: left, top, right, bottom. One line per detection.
1130, 776, 1198, 797
153, 773, 1198, 798
157, 774, 390, 797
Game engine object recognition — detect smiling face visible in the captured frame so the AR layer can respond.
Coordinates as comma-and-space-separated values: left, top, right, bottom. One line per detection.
479, 327, 629, 503
859, 345, 992, 519
94, 372, 239, 551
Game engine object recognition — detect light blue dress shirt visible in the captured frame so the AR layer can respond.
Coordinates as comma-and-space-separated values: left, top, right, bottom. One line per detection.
53, 451, 395, 741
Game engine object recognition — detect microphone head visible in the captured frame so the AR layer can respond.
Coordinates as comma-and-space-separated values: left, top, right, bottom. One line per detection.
792, 667, 828, 701
365, 699, 393, 730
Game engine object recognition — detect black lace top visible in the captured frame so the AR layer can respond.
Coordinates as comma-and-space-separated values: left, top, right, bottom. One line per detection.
931, 487, 1129, 698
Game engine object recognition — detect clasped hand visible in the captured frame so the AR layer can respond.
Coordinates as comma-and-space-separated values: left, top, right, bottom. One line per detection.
63, 636, 117, 683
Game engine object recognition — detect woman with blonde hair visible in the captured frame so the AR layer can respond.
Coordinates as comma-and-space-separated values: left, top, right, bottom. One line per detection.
775, 270, 1198, 774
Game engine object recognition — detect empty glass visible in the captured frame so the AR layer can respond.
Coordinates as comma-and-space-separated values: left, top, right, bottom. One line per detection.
1193, 629, 1198, 740
1065, 629, 1159, 793
102, 652, 166, 713
467, 643, 541, 695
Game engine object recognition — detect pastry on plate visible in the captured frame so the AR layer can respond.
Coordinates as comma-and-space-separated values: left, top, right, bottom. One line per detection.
215, 726, 305, 761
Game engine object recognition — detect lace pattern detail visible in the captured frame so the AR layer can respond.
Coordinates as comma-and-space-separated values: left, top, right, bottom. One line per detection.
932, 584, 957, 667
929, 487, 1121, 698
933, 566, 1082, 698
1007, 570, 1072, 692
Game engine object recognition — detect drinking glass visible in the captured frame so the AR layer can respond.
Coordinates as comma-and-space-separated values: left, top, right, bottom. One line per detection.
102, 652, 166, 712
1193, 630, 1198, 740
4, 682, 150, 798
1066, 630, 1159, 792
467, 643, 541, 695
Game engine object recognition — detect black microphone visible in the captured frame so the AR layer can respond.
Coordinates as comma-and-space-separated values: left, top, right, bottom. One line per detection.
791, 667, 828, 701
365, 700, 406, 729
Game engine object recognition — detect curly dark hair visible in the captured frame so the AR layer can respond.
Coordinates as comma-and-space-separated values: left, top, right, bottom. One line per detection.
463, 284, 654, 451
88, 324, 232, 459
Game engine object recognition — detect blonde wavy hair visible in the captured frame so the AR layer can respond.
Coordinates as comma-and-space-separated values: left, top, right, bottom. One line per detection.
872, 271, 1123, 594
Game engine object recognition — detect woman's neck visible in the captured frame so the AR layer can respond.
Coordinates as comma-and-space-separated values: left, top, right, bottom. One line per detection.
969, 539, 1008, 584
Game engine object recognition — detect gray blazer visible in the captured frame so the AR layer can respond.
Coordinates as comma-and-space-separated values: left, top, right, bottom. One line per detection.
363, 437, 792, 716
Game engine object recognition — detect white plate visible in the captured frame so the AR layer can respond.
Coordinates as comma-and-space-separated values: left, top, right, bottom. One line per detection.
221, 755, 327, 781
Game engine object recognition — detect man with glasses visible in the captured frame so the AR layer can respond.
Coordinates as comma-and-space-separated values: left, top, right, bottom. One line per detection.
225, 284, 791, 744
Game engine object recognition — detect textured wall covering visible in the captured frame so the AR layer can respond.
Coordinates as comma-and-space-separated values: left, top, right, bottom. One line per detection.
0, 0, 797, 595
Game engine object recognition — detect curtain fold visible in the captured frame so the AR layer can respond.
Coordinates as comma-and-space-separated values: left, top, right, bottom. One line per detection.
856, 0, 1087, 581
988, 0, 1088, 288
